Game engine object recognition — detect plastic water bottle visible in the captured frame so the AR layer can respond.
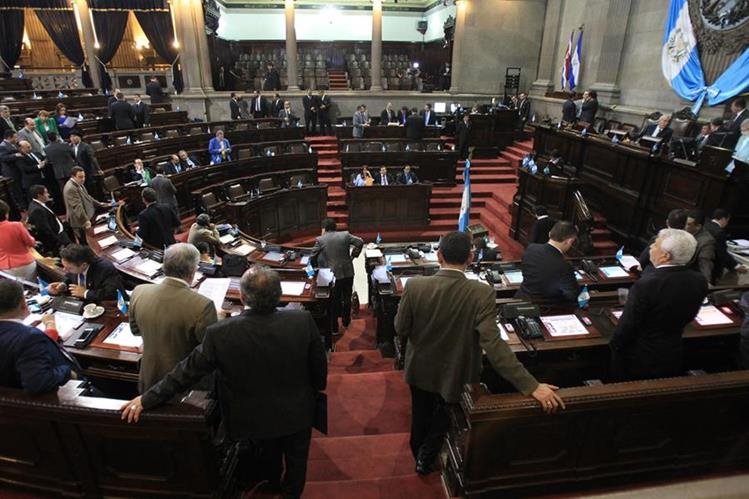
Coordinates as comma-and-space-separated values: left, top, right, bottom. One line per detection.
581, 128, 588, 137
386, 256, 393, 272
376, 233, 382, 245
305, 262, 315, 278
612, 134, 619, 144
577, 285, 590, 309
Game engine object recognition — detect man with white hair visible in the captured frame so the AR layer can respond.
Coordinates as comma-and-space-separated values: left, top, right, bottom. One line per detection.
610, 228, 708, 381
129, 243, 218, 392
636, 114, 673, 143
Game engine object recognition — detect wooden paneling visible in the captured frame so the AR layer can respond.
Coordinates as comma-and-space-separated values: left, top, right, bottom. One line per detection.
346, 184, 431, 230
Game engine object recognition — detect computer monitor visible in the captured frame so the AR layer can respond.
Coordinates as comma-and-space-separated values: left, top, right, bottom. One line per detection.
433, 102, 446, 113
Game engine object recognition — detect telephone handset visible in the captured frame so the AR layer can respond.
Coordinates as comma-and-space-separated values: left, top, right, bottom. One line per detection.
581, 259, 599, 276
513, 316, 544, 340
486, 270, 503, 284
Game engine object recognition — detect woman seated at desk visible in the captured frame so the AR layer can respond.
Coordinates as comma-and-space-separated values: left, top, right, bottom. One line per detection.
208, 129, 232, 164
352, 166, 374, 187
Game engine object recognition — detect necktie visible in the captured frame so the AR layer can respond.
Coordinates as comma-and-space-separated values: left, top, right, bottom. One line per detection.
29, 152, 40, 165
78, 272, 86, 287
74, 145, 78, 157
425, 113, 429, 125
256, 99, 260, 112
652, 127, 660, 138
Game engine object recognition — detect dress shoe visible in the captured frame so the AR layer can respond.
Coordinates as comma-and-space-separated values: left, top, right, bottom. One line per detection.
415, 456, 436, 475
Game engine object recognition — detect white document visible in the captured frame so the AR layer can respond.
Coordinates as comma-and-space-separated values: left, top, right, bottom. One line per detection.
388, 254, 409, 264
280, 281, 306, 296
600, 266, 629, 278
93, 224, 109, 235
317, 268, 335, 287
61, 116, 78, 128
372, 266, 391, 284
618, 254, 640, 270
53, 312, 85, 341
504, 270, 524, 284
365, 248, 383, 258
263, 251, 284, 262
111, 247, 136, 262
575, 270, 585, 281
98, 235, 118, 248
464, 272, 480, 280
496, 321, 510, 341
103, 322, 143, 348
135, 259, 162, 276
540, 314, 590, 337
400, 276, 410, 287
197, 278, 231, 310
422, 252, 438, 262
235, 243, 255, 256
732, 239, 749, 248
300, 255, 310, 265
219, 234, 235, 244
694, 305, 733, 326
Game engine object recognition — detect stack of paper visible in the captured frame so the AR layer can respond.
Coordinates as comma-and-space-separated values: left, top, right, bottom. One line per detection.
365, 248, 383, 258
219, 234, 236, 244
280, 281, 306, 296
93, 225, 109, 235
263, 251, 284, 262
540, 314, 590, 337
618, 254, 641, 270
600, 266, 629, 278
111, 247, 136, 262
197, 278, 231, 310
694, 305, 733, 326
234, 243, 255, 256
103, 322, 143, 348
53, 312, 85, 341
387, 254, 409, 264
98, 235, 118, 249
504, 270, 524, 284
135, 259, 162, 277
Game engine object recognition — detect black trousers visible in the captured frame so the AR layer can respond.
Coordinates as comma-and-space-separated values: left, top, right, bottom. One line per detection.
257, 427, 312, 499
330, 276, 354, 333
318, 113, 331, 136
304, 113, 317, 135
409, 385, 454, 462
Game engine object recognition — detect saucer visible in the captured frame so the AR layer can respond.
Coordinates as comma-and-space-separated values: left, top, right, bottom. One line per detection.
82, 306, 105, 319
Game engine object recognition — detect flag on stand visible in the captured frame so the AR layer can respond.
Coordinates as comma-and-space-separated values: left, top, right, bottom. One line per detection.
570, 29, 582, 89
560, 31, 573, 89
458, 160, 471, 232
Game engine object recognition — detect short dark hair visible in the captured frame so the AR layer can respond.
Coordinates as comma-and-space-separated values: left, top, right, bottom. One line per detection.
0, 280, 24, 316
687, 208, 706, 225
549, 148, 560, 158
439, 231, 472, 264
710, 117, 724, 127
712, 208, 730, 221
115, 92, 124, 100
666, 208, 687, 229
734, 97, 746, 109
533, 205, 548, 217
322, 218, 336, 231
240, 266, 282, 314
3, 130, 15, 140
0, 200, 8, 220
549, 221, 578, 242
425, 103, 432, 109
569, 91, 576, 99
194, 241, 211, 254
47, 131, 58, 142
60, 244, 96, 265
196, 213, 211, 227
473, 237, 487, 250
142, 187, 157, 204
230, 92, 236, 98
29, 184, 47, 199
69, 130, 81, 138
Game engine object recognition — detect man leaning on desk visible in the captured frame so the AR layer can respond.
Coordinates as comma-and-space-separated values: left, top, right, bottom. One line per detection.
47, 244, 125, 304
517, 221, 579, 304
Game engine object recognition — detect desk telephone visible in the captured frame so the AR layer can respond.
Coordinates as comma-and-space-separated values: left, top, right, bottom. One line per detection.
581, 259, 599, 276
486, 270, 503, 285
514, 316, 544, 340
500, 302, 543, 341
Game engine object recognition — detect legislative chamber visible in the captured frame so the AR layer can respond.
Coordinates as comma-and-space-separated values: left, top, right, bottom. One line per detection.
0, 0, 748, 498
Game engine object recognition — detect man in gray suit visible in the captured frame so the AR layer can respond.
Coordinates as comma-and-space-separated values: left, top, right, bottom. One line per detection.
62, 166, 108, 244
352, 105, 369, 138
395, 231, 564, 475
685, 208, 716, 283
17, 118, 47, 158
310, 218, 364, 347
129, 243, 218, 393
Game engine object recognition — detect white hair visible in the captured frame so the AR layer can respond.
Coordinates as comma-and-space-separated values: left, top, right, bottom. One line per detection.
657, 228, 697, 266
741, 118, 749, 132
162, 243, 200, 279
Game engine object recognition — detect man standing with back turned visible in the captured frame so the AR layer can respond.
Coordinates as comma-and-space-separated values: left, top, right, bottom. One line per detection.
395, 231, 564, 475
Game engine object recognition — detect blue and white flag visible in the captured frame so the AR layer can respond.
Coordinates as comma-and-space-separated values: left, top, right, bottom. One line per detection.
117, 289, 128, 315
458, 160, 471, 232
615, 246, 624, 262
305, 261, 315, 278
385, 255, 393, 272
570, 29, 582, 90
37, 277, 49, 296
375, 232, 382, 244
662, 0, 706, 112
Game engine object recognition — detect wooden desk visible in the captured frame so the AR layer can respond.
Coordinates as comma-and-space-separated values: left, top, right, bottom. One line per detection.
346, 184, 432, 231
341, 150, 458, 186
7, 94, 107, 117
465, 110, 517, 157
76, 109, 183, 135
333, 125, 442, 140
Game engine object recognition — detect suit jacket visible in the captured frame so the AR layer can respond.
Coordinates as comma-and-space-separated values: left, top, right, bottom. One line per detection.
396, 170, 419, 185
178, 156, 199, 171
62, 179, 97, 229
17, 128, 47, 157
110, 100, 136, 130
132, 101, 150, 127
15, 153, 45, 189
579, 98, 598, 123
263, 69, 280, 91
352, 112, 367, 138
705, 220, 737, 282
420, 110, 437, 126
609, 265, 708, 380
726, 108, 748, 141
229, 98, 242, 120
405, 114, 424, 140
637, 124, 674, 143
318, 94, 331, 118
250, 96, 268, 117
397, 110, 409, 126
516, 99, 531, 122
62, 256, 126, 303
517, 243, 578, 304
130, 278, 218, 393
562, 99, 577, 122
373, 172, 394, 186
72, 142, 100, 178
278, 108, 298, 128
302, 95, 318, 117
380, 109, 397, 124
44, 141, 75, 180
0, 117, 17, 137
528, 216, 557, 245
146, 81, 167, 103
27, 200, 67, 253
456, 121, 471, 148
136, 202, 180, 249
140, 309, 326, 440
394, 270, 538, 403
0, 320, 75, 394
690, 228, 716, 282
208, 137, 232, 163
271, 98, 284, 117
151, 175, 178, 208
310, 230, 364, 279
0, 140, 19, 185
162, 160, 184, 176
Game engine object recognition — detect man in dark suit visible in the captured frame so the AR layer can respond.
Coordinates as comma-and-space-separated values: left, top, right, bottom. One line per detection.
420, 104, 436, 126
725, 97, 747, 147
69, 131, 101, 192
0, 280, 80, 394
15, 140, 47, 202
516, 92, 531, 129
27, 184, 69, 256
398, 106, 410, 126
373, 167, 393, 186
610, 228, 708, 380
263, 63, 281, 91
706, 208, 746, 283
395, 231, 563, 474
132, 94, 150, 128
302, 89, 318, 136
43, 132, 75, 196
250, 90, 268, 118
579, 90, 598, 124
517, 221, 579, 304
150, 168, 179, 211
685, 208, 716, 282
396, 165, 419, 185
146, 76, 167, 104
137, 187, 180, 249
229, 92, 242, 120
317, 90, 331, 136
638, 208, 688, 271
163, 154, 185, 175
47, 244, 126, 304
380, 102, 398, 125
528, 205, 557, 245
121, 266, 327, 499
405, 107, 424, 140
271, 93, 284, 117
455, 113, 471, 160
636, 114, 673, 144
0, 130, 24, 211
177, 149, 199, 170
0, 105, 17, 137
561, 91, 577, 123
310, 218, 364, 344
109, 92, 136, 130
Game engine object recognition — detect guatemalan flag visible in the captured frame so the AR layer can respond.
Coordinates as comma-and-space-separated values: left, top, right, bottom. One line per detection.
458, 160, 471, 232
570, 30, 582, 90
662, 0, 707, 112
560, 31, 573, 90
